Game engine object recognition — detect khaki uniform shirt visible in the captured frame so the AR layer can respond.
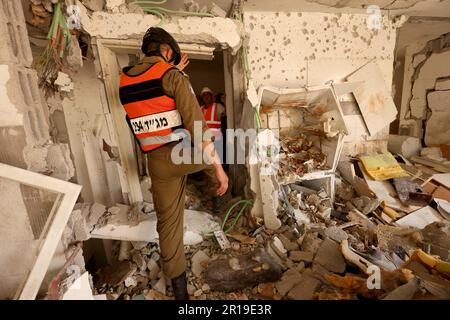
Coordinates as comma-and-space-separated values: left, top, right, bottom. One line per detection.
125, 56, 210, 144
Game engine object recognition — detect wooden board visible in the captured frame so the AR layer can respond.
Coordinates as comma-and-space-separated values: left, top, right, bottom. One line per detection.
347, 60, 398, 136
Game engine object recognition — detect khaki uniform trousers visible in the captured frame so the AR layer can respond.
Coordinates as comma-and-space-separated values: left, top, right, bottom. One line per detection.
147, 142, 218, 279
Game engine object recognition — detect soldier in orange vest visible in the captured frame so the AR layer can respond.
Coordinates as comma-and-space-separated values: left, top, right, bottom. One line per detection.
119, 27, 228, 300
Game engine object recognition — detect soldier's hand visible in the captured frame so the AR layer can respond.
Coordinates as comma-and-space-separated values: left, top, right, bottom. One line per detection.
215, 166, 228, 196
176, 53, 190, 71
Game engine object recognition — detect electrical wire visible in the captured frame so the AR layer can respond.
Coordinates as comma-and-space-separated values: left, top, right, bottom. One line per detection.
221, 199, 253, 234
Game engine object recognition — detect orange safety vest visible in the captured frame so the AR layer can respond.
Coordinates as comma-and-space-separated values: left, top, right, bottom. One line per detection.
201, 102, 222, 130
119, 61, 185, 152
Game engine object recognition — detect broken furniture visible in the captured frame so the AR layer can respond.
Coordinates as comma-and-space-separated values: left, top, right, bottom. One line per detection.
251, 85, 348, 230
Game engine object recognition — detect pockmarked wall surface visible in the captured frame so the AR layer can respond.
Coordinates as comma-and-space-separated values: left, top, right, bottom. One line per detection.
243, 11, 399, 90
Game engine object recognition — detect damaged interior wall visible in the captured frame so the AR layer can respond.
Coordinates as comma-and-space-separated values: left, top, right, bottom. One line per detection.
243, 10, 403, 221
395, 18, 450, 144
0, 0, 81, 298
243, 10, 401, 156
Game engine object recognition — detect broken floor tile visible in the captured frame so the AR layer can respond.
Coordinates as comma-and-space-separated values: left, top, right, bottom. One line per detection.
205, 249, 282, 292
287, 275, 321, 300
313, 238, 347, 274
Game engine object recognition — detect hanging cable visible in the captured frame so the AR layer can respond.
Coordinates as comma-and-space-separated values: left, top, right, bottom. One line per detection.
221, 199, 253, 234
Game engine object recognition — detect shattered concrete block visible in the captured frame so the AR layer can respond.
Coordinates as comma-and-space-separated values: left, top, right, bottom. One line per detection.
271, 236, 287, 257
313, 238, 347, 274
278, 233, 299, 252
311, 263, 332, 282
88, 203, 106, 229
187, 284, 196, 295
324, 226, 349, 243
289, 251, 314, 263
205, 249, 282, 292
425, 112, 450, 145
427, 90, 450, 112
436, 78, 450, 91
287, 275, 321, 300
70, 209, 90, 241
46, 143, 75, 181
191, 250, 210, 277
296, 262, 306, 273
201, 283, 211, 293
275, 269, 302, 296
265, 243, 286, 268
300, 232, 323, 253
132, 252, 147, 271
54, 72, 74, 92
421, 221, 450, 260
147, 259, 160, 281
153, 277, 166, 296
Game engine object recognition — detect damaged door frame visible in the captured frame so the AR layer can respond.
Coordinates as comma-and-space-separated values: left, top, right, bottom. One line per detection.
0, 163, 82, 300
92, 38, 244, 203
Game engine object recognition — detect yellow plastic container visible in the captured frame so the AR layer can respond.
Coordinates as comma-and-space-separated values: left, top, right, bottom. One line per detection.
359, 153, 408, 181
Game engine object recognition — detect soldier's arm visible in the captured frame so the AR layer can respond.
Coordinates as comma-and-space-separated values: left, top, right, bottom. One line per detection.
162, 69, 228, 195
162, 69, 209, 140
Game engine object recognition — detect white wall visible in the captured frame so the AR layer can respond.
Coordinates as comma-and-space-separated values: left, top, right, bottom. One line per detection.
244, 11, 399, 90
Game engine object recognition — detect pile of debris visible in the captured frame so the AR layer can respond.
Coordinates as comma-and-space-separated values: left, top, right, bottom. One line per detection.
60, 136, 450, 300
278, 134, 328, 180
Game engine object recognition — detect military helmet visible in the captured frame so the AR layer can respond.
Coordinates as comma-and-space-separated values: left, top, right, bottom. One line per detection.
141, 27, 181, 65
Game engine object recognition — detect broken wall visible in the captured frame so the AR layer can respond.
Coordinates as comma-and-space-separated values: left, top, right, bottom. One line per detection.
243, 11, 401, 157
396, 19, 450, 145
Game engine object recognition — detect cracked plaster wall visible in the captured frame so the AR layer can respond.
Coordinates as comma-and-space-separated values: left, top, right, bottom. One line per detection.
78, 1, 243, 52
397, 23, 450, 145
400, 30, 450, 146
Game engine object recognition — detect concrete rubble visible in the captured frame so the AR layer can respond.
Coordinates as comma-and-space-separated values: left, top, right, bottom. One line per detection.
2, 0, 450, 303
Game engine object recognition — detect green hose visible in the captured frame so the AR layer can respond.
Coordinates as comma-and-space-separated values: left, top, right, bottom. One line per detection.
221, 199, 253, 234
